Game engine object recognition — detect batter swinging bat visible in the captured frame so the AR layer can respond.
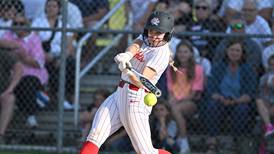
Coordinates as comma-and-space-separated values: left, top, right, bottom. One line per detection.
126, 66, 162, 97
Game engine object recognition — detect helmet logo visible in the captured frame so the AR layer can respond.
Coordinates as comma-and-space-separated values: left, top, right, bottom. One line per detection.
151, 17, 160, 26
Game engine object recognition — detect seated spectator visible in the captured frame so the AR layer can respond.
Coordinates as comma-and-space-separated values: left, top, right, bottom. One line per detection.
167, 40, 205, 153
203, 38, 257, 153
69, 0, 108, 68
150, 99, 179, 153
79, 88, 110, 140
215, 13, 262, 75
32, 0, 76, 110
158, 38, 210, 99
2, 13, 49, 128
21, 0, 47, 21
226, 0, 272, 49
256, 54, 274, 139
70, 0, 108, 28
256, 54, 274, 154
129, 0, 157, 32
219, 0, 273, 25
0, 0, 24, 38
160, 0, 192, 33
262, 19, 274, 69
22, 0, 83, 31
0, 49, 23, 144
185, 0, 226, 60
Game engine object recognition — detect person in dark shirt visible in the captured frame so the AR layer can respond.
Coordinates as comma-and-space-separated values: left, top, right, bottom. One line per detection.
69, 0, 109, 28
185, 0, 226, 60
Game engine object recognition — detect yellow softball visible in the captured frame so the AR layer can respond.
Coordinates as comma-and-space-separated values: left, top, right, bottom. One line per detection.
144, 93, 157, 106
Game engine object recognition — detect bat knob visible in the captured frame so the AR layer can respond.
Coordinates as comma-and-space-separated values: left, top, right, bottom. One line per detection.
155, 90, 162, 97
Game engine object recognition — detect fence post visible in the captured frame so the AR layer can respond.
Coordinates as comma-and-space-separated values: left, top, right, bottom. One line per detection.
57, 0, 68, 153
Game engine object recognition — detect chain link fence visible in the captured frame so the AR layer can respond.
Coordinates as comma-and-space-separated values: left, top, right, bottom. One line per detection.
0, 0, 273, 154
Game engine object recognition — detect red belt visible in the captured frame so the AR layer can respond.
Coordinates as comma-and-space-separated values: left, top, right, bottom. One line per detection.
118, 80, 148, 92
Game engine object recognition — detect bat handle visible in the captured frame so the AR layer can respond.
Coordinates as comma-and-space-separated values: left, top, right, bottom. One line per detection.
155, 90, 162, 97
126, 63, 132, 70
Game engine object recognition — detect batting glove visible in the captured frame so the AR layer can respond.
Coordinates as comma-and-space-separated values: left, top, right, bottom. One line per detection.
114, 52, 133, 71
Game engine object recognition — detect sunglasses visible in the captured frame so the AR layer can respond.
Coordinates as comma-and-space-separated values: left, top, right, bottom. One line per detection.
195, 6, 208, 10
13, 21, 27, 26
230, 23, 244, 30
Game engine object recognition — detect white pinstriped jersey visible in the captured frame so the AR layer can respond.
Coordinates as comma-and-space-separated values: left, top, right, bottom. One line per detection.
86, 35, 171, 154
121, 35, 171, 84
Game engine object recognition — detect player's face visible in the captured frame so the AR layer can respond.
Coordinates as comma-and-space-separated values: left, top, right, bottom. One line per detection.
177, 45, 193, 63
147, 29, 165, 46
226, 43, 243, 63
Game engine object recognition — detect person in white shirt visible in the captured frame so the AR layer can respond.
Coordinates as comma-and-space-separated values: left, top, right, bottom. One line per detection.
31, 0, 76, 110
226, 0, 272, 49
219, 0, 273, 24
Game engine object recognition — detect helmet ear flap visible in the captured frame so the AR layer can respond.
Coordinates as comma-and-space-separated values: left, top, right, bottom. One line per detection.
164, 28, 174, 42
143, 29, 148, 37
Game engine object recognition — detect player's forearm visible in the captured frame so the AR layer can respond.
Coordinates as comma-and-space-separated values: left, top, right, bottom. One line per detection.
127, 71, 143, 88
125, 39, 142, 55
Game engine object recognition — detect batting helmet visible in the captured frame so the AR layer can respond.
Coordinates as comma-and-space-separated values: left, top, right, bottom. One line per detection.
143, 11, 174, 42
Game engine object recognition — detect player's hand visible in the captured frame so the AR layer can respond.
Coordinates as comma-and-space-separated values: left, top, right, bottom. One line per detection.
118, 61, 132, 72
114, 52, 133, 64
114, 52, 133, 71
122, 69, 134, 77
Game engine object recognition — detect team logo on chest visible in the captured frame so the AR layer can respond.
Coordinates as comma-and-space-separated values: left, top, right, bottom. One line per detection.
134, 52, 144, 62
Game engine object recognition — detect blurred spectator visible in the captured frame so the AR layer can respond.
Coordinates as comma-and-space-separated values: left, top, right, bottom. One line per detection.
158, 38, 210, 99
0, 48, 23, 144
203, 38, 257, 153
79, 88, 110, 140
69, 0, 108, 68
0, 0, 24, 38
263, 44, 274, 70
241, 0, 272, 48
256, 54, 274, 140
2, 13, 49, 128
32, 0, 76, 110
155, 0, 169, 11
103, 128, 133, 152
185, 0, 226, 60
150, 100, 179, 153
22, 0, 83, 29
215, 13, 262, 74
158, 0, 192, 33
21, 0, 46, 21
167, 40, 204, 153
226, 0, 272, 49
219, 0, 273, 24
262, 19, 274, 69
129, 0, 157, 31
70, 0, 109, 28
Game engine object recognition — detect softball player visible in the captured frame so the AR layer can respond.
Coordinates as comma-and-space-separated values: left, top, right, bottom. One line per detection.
80, 11, 174, 154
